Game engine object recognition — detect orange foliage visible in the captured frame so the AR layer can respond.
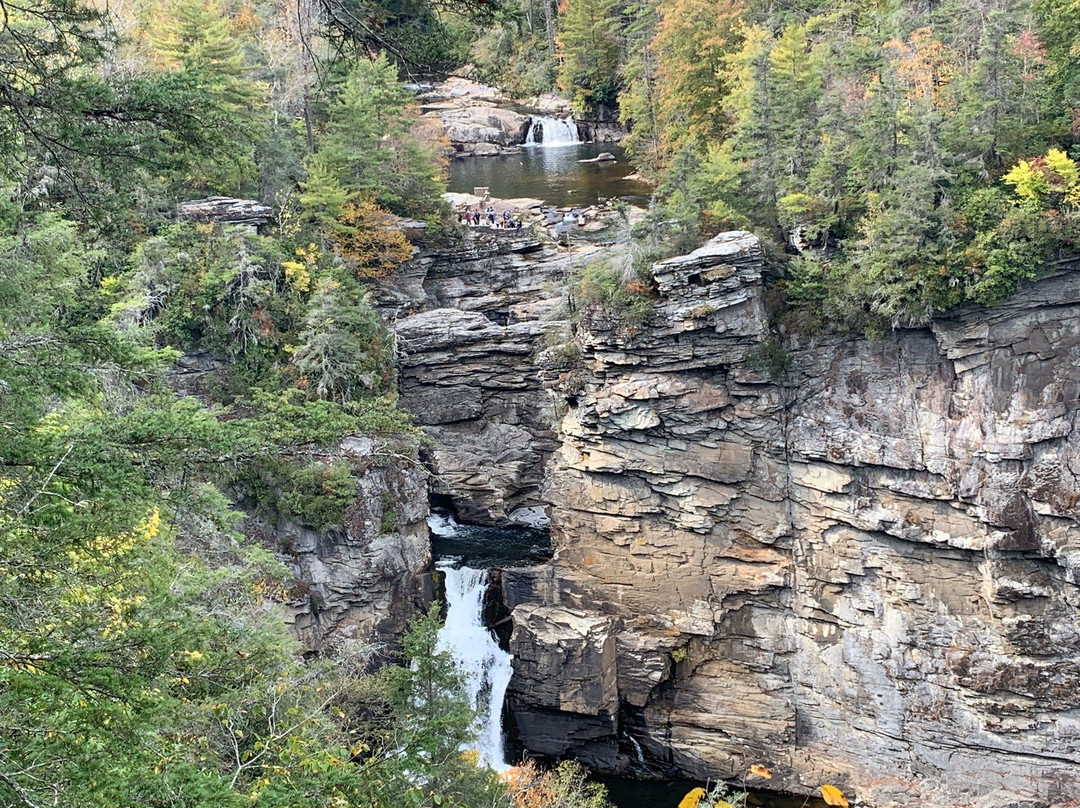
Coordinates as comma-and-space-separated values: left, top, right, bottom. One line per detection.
653, 0, 746, 149
819, 784, 849, 808
883, 27, 955, 109
330, 199, 413, 278
504, 761, 562, 808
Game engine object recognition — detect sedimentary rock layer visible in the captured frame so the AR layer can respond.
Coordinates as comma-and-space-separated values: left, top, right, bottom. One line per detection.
506, 232, 1080, 808
275, 436, 431, 656
384, 234, 574, 524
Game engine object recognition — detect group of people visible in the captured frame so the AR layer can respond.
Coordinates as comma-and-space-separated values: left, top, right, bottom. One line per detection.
458, 205, 523, 229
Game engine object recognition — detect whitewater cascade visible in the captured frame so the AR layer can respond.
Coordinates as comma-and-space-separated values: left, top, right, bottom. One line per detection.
524, 115, 582, 147
432, 516, 513, 771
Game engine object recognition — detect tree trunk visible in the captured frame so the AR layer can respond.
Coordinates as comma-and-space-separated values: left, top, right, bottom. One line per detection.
544, 0, 556, 54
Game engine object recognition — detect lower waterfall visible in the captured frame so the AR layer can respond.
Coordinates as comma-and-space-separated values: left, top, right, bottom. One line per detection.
435, 561, 513, 771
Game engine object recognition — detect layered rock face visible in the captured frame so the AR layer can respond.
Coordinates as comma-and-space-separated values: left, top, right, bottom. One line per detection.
506, 232, 1080, 808
276, 436, 431, 656
416, 78, 532, 158
380, 233, 575, 524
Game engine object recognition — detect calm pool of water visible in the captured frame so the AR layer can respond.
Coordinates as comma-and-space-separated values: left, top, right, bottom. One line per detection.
448, 143, 653, 208
594, 774, 829, 808
428, 512, 552, 568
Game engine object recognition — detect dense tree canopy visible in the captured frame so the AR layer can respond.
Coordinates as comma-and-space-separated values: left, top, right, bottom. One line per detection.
531, 0, 1080, 332
0, 1, 496, 806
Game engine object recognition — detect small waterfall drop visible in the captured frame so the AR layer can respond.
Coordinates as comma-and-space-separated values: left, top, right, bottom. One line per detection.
433, 515, 513, 770
524, 115, 582, 147
627, 734, 646, 767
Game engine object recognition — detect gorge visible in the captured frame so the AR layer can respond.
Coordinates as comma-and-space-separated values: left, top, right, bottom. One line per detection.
12, 2, 1080, 806
318, 224, 1080, 808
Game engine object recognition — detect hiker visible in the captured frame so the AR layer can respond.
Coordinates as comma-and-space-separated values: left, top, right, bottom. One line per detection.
486, 205, 496, 226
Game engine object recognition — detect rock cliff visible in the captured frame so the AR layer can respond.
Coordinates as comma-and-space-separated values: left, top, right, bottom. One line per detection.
502, 232, 1080, 808
380, 232, 576, 524
271, 436, 432, 657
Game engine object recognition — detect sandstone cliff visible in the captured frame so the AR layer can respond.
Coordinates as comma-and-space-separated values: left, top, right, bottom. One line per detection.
502, 232, 1080, 808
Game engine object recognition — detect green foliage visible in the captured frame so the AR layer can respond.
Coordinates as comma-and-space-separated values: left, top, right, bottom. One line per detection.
557, 0, 622, 113
380, 606, 510, 808
380, 492, 400, 534
278, 460, 359, 528
699, 780, 749, 808
628, 0, 1080, 333
301, 53, 446, 222
321, 0, 496, 74
472, 27, 558, 97
0, 1, 517, 804
573, 261, 656, 333
145, 0, 267, 192
618, 0, 664, 178
292, 279, 397, 402
744, 338, 792, 379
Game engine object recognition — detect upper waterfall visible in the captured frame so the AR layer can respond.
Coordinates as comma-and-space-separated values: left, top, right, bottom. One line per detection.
524, 115, 582, 147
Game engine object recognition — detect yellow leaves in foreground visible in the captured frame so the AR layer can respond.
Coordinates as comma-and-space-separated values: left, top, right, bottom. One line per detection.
677, 787, 706, 808
820, 784, 849, 807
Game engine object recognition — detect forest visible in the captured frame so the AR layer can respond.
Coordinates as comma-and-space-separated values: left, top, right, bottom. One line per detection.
1, 0, 1077, 805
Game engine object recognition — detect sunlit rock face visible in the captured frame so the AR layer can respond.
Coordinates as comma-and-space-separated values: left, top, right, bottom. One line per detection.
505, 231, 1080, 808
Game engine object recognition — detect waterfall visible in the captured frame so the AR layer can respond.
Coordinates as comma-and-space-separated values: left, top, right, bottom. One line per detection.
627, 734, 646, 767
435, 560, 513, 771
524, 115, 582, 147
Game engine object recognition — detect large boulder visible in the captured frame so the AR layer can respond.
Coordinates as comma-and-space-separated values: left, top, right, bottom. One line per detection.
426, 102, 531, 156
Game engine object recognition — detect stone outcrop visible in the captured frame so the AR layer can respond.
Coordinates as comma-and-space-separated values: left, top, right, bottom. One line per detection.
418, 78, 532, 158
380, 232, 576, 525
503, 232, 1080, 808
178, 196, 272, 229
432, 104, 532, 157
274, 436, 431, 656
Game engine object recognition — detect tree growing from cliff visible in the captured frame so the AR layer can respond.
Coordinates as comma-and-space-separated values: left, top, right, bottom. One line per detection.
291, 278, 396, 403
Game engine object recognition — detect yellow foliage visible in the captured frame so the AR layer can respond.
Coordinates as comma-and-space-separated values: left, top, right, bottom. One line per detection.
460, 749, 481, 767
1004, 148, 1080, 209
819, 784, 849, 807
678, 787, 707, 808
748, 764, 773, 779
282, 261, 311, 293
330, 199, 413, 278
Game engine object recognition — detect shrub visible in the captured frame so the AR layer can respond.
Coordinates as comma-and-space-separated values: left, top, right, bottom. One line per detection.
573, 261, 655, 332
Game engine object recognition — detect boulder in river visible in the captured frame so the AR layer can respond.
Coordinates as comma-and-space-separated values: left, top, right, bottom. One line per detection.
427, 102, 531, 157
577, 152, 617, 164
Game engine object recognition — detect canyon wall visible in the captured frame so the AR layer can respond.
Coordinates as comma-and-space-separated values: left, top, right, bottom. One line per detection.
268, 437, 431, 657
498, 233, 1080, 808
380, 233, 574, 525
